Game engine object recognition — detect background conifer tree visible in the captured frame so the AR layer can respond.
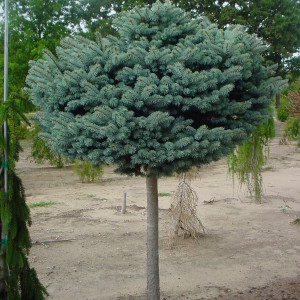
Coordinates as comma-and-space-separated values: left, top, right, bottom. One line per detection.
26, 2, 287, 298
0, 99, 47, 299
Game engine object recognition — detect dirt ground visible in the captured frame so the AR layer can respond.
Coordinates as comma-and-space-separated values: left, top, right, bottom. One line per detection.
16, 121, 300, 300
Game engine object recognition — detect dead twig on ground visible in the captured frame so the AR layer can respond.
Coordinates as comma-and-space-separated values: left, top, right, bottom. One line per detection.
31, 238, 76, 247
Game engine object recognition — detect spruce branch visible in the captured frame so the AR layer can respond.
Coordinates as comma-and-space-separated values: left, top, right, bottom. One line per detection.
250, 41, 262, 51
134, 7, 145, 22
61, 37, 83, 51
94, 107, 112, 120
26, 77, 37, 86
42, 49, 61, 71
151, 47, 158, 61
225, 42, 229, 60
205, 31, 213, 43
32, 66, 52, 82
95, 31, 103, 50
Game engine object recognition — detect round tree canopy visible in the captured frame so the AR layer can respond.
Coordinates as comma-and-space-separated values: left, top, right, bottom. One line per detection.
26, 1, 286, 176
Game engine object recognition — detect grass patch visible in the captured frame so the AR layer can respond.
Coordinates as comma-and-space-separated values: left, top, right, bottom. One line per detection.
292, 218, 300, 225
279, 203, 292, 213
29, 201, 56, 208
158, 192, 171, 197
87, 194, 96, 198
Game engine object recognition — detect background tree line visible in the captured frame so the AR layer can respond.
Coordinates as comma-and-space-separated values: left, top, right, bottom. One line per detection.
0, 0, 299, 109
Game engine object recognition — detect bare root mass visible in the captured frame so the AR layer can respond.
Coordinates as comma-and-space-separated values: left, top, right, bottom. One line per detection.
168, 175, 205, 247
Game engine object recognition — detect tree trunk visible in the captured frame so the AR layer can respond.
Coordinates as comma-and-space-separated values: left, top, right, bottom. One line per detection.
146, 173, 160, 300
276, 93, 280, 109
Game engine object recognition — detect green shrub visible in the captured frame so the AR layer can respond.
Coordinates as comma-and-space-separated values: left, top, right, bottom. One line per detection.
30, 123, 65, 168
277, 96, 289, 121
293, 218, 300, 225
17, 123, 31, 140
73, 160, 104, 183
284, 117, 300, 146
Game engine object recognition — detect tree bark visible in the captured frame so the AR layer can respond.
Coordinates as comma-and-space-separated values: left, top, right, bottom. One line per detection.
276, 93, 280, 109
146, 173, 160, 300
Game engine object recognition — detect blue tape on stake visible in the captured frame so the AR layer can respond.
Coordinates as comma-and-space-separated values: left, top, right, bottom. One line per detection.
0, 238, 8, 245
1, 161, 8, 168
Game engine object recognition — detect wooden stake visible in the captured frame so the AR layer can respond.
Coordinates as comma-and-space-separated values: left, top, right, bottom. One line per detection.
121, 192, 126, 214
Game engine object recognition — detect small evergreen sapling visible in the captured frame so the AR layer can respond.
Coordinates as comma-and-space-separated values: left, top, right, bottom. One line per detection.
26, 2, 287, 298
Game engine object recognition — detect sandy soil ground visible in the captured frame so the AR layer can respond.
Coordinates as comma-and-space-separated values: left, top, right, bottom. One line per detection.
16, 121, 300, 300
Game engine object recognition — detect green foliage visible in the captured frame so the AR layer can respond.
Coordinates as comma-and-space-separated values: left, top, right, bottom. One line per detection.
284, 118, 300, 146
0, 99, 30, 164
73, 161, 104, 183
277, 95, 290, 121
288, 80, 300, 117
286, 57, 300, 81
27, 1, 287, 178
228, 118, 275, 202
28, 201, 55, 209
283, 80, 300, 146
177, 0, 300, 76
18, 124, 31, 140
30, 124, 65, 168
78, 0, 124, 38
128, 0, 300, 76
0, 0, 86, 111
292, 218, 300, 225
0, 99, 47, 298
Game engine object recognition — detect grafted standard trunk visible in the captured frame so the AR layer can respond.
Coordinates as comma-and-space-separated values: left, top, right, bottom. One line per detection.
146, 173, 160, 300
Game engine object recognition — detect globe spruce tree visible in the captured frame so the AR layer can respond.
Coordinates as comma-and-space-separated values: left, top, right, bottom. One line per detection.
26, 2, 287, 298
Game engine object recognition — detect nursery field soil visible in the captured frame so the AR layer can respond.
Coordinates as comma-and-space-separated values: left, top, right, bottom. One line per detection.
17, 121, 300, 299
